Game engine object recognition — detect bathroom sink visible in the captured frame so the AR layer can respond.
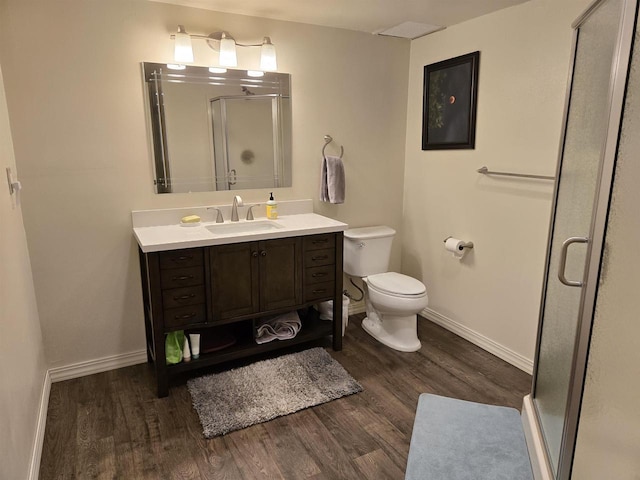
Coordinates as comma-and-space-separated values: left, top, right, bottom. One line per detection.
206, 220, 284, 236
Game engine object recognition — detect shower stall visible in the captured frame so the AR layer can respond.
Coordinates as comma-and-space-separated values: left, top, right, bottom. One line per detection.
210, 94, 290, 191
523, 0, 638, 478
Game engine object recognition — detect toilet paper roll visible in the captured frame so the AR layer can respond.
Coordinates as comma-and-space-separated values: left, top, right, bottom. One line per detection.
445, 237, 466, 259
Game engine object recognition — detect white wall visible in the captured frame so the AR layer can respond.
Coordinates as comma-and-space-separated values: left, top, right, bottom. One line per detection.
0, 0, 409, 368
572, 17, 640, 477
402, 0, 590, 368
0, 63, 48, 480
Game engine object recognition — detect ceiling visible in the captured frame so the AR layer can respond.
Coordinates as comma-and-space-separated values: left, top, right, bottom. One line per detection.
150, 0, 531, 36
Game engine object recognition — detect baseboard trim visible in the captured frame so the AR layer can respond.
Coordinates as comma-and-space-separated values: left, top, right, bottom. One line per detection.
522, 394, 553, 480
421, 307, 534, 374
28, 370, 51, 480
49, 350, 148, 383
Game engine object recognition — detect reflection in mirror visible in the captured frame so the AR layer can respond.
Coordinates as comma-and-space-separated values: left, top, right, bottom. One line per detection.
143, 63, 292, 193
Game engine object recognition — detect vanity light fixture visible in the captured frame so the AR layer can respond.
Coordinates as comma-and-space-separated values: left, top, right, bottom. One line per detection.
170, 25, 278, 71
173, 25, 194, 63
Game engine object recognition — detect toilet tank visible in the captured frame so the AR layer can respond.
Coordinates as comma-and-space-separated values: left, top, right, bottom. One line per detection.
343, 226, 396, 277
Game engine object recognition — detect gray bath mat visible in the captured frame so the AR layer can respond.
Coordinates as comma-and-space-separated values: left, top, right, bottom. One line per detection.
405, 394, 533, 480
187, 347, 363, 438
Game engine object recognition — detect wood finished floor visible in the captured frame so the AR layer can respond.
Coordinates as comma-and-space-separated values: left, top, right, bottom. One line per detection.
39, 315, 531, 479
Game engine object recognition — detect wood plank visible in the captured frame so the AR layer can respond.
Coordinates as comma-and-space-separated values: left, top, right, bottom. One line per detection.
354, 448, 406, 480
225, 424, 286, 479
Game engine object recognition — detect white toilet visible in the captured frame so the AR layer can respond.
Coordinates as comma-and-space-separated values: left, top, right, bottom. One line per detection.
344, 226, 428, 352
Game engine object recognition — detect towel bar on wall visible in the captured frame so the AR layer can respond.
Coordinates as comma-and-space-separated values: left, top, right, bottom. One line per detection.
477, 166, 555, 180
323, 135, 344, 159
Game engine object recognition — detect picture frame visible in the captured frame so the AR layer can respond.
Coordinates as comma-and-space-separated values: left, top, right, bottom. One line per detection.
422, 51, 480, 150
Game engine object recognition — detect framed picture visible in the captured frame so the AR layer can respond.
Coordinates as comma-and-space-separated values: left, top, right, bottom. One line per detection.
422, 51, 480, 150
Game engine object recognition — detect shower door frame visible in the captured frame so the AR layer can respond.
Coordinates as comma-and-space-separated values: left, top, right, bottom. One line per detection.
529, 0, 638, 478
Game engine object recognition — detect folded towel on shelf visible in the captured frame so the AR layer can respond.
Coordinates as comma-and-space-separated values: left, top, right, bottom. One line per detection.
255, 311, 302, 344
320, 155, 345, 204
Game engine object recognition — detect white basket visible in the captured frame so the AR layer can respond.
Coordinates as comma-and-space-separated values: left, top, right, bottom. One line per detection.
317, 295, 350, 336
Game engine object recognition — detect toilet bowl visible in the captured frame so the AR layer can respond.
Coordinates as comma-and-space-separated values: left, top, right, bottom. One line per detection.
344, 226, 428, 352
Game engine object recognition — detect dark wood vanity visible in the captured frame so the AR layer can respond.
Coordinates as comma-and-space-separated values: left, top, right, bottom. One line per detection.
138, 232, 344, 397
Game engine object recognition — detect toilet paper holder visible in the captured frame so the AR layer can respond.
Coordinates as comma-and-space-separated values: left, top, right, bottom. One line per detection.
443, 236, 474, 250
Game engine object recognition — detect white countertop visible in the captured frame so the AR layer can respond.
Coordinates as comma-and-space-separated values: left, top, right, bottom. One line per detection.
134, 212, 348, 253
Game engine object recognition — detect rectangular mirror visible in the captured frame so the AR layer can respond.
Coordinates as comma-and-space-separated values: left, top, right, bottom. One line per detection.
143, 63, 292, 193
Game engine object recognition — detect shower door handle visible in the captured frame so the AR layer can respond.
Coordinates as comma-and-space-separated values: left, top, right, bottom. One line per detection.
558, 237, 589, 287
227, 169, 237, 186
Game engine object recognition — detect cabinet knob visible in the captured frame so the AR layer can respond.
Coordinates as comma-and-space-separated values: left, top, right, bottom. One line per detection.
252, 251, 258, 257
260, 251, 267, 256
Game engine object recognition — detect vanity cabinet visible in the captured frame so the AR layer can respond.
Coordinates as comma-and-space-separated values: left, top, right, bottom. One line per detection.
210, 238, 303, 320
138, 232, 343, 397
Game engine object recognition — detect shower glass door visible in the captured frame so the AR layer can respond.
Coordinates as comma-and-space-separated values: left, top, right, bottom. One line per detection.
210, 96, 282, 190
532, 0, 635, 478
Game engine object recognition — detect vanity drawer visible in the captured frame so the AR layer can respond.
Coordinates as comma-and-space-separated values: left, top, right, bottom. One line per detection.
162, 286, 205, 309
304, 281, 335, 302
159, 249, 203, 269
304, 248, 335, 268
305, 265, 335, 285
164, 304, 207, 329
160, 266, 204, 289
303, 234, 335, 251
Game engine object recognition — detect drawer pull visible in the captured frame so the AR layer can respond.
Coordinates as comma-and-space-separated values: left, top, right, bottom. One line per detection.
312, 289, 327, 294
173, 294, 196, 301
172, 275, 194, 281
174, 313, 196, 320
312, 272, 328, 278
172, 255, 193, 262
312, 239, 329, 244
252, 251, 258, 257
312, 255, 328, 261
261, 251, 267, 256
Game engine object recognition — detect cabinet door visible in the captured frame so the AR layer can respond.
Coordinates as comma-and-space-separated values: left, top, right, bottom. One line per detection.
210, 243, 260, 320
259, 237, 303, 311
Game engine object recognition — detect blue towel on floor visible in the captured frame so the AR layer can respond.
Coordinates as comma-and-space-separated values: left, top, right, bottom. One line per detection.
405, 394, 533, 480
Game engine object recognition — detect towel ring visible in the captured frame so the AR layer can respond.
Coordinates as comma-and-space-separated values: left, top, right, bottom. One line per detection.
322, 134, 344, 159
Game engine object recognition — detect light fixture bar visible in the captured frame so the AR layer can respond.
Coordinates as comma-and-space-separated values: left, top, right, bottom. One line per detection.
170, 26, 277, 71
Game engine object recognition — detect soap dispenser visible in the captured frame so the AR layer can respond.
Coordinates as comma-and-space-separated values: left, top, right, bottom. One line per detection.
266, 192, 278, 219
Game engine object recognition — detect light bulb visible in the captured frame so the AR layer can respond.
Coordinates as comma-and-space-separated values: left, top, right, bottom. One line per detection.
209, 67, 227, 73
174, 25, 194, 63
219, 32, 237, 67
247, 70, 264, 77
260, 37, 277, 71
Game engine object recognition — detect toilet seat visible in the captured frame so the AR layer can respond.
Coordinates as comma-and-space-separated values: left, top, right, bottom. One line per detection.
367, 272, 426, 298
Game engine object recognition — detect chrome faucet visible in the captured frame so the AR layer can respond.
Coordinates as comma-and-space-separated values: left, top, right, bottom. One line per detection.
246, 204, 260, 221
231, 195, 243, 222
206, 206, 224, 223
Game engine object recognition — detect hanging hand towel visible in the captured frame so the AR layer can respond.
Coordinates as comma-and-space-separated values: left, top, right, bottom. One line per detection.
320, 155, 345, 204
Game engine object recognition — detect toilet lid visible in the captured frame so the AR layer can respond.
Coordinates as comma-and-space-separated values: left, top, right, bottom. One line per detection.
367, 272, 426, 296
